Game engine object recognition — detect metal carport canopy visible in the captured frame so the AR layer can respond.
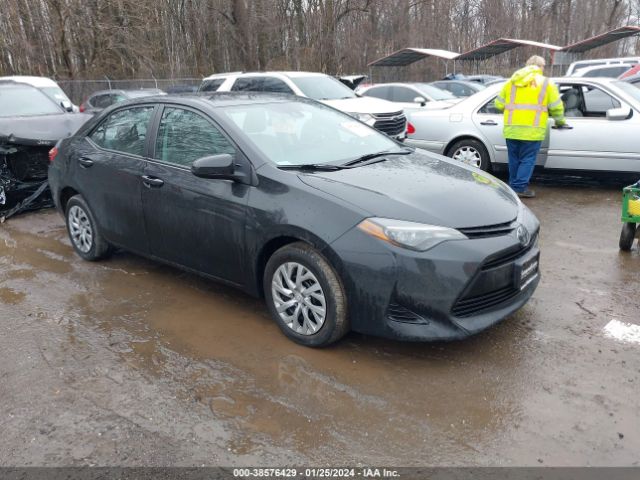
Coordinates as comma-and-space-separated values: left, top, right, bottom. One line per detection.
368, 48, 460, 67
456, 38, 562, 61
561, 25, 640, 53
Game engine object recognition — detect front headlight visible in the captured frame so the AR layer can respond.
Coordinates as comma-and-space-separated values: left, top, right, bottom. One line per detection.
357, 218, 467, 251
347, 112, 375, 125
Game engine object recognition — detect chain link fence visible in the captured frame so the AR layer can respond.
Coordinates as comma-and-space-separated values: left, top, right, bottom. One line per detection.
56, 78, 202, 104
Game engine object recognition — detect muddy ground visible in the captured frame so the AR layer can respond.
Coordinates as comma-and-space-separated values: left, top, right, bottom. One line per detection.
0, 181, 639, 467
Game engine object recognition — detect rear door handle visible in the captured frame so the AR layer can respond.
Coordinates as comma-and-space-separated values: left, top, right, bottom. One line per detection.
480, 120, 498, 126
141, 175, 164, 188
78, 157, 94, 168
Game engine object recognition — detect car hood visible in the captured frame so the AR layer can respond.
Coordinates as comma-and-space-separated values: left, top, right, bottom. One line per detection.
0, 113, 92, 146
321, 96, 401, 115
298, 151, 519, 228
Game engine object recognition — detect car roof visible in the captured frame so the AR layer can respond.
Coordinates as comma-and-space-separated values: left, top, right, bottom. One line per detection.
0, 75, 59, 87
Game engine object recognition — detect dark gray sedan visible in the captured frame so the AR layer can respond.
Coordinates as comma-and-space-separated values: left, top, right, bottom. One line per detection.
48, 93, 540, 347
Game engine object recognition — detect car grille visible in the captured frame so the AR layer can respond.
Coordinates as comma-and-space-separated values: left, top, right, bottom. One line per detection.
451, 286, 521, 318
458, 220, 518, 239
373, 111, 406, 136
483, 232, 537, 269
451, 232, 538, 317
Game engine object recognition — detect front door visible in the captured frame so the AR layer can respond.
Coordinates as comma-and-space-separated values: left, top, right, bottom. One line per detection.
79, 105, 156, 253
546, 83, 640, 171
141, 105, 250, 284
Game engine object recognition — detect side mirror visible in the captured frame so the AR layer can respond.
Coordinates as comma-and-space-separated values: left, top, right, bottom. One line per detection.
191, 154, 235, 179
61, 100, 73, 112
414, 96, 427, 107
606, 106, 631, 121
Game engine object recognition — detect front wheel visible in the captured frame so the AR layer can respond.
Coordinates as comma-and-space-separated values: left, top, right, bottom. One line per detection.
447, 138, 491, 171
619, 223, 637, 251
263, 242, 348, 347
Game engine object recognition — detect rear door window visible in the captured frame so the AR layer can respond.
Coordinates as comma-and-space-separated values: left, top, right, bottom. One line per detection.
478, 97, 501, 114
231, 77, 263, 92
200, 78, 225, 92
92, 94, 112, 109
154, 107, 236, 167
390, 86, 418, 102
363, 86, 390, 100
260, 77, 294, 94
89, 106, 155, 156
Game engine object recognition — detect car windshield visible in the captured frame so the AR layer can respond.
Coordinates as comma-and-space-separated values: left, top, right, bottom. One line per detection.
222, 101, 403, 166
613, 81, 640, 103
41, 86, 72, 105
290, 76, 356, 100
413, 83, 456, 100
0, 84, 62, 117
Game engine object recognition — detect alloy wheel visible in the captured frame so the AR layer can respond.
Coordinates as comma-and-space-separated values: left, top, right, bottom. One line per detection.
68, 205, 93, 253
452, 146, 482, 168
271, 262, 327, 335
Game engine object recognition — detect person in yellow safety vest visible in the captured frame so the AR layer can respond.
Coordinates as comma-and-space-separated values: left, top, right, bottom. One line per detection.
495, 55, 567, 198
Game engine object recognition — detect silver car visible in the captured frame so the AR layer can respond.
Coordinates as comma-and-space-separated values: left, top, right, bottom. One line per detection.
406, 77, 640, 173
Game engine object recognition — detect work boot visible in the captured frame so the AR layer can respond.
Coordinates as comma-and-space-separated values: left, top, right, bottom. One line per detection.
517, 190, 536, 198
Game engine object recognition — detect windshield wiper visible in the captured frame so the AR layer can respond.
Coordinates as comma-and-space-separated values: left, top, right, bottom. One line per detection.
278, 164, 346, 171
342, 148, 413, 167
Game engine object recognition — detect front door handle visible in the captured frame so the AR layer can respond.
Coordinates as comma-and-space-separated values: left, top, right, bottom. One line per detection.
480, 120, 498, 126
78, 157, 94, 168
141, 175, 164, 188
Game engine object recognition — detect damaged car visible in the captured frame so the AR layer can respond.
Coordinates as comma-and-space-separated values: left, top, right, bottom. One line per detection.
0, 80, 91, 221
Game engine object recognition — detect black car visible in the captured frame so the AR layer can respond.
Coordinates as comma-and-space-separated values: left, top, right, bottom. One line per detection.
0, 81, 90, 220
49, 93, 540, 347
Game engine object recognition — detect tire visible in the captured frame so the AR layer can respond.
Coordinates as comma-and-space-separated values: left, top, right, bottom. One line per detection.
65, 195, 111, 261
447, 138, 491, 171
263, 242, 348, 347
619, 223, 637, 251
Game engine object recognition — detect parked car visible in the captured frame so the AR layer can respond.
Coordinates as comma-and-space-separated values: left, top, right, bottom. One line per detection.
405, 77, 640, 174
572, 64, 634, 78
429, 80, 486, 97
0, 81, 91, 219
358, 82, 459, 110
80, 89, 166, 114
0, 75, 77, 112
199, 72, 407, 140
565, 57, 640, 76
48, 92, 540, 347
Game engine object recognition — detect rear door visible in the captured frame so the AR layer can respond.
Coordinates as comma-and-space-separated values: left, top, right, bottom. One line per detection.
545, 82, 640, 171
471, 94, 548, 167
79, 105, 156, 252
141, 105, 250, 284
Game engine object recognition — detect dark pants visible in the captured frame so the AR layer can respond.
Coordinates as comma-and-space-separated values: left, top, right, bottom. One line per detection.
506, 139, 542, 193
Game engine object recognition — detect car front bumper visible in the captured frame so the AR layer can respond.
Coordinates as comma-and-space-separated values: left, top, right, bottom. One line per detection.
329, 222, 540, 341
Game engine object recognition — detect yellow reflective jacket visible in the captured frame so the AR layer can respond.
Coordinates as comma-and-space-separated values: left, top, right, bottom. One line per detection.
495, 65, 565, 141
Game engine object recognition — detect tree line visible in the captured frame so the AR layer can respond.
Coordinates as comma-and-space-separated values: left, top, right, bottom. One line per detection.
1, 0, 639, 82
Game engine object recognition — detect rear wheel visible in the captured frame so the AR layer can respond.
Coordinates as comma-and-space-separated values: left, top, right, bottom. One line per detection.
619, 223, 637, 251
447, 138, 491, 171
264, 242, 348, 347
66, 195, 111, 261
